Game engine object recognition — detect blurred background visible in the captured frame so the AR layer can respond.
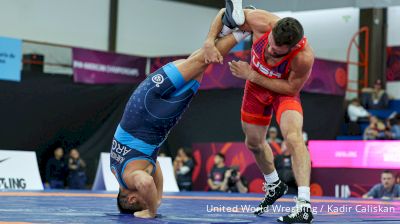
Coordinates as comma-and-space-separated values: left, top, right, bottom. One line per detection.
0, 0, 399, 198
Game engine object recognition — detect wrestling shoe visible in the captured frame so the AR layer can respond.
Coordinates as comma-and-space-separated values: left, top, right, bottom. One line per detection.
277, 199, 314, 223
254, 180, 288, 216
222, 0, 245, 28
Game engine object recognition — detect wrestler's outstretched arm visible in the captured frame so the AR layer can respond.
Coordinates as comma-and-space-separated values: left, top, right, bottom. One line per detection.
153, 161, 163, 207
173, 33, 240, 82
203, 9, 225, 64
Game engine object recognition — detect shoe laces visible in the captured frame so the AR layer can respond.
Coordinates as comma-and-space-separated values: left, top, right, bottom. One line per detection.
288, 197, 310, 218
262, 181, 280, 198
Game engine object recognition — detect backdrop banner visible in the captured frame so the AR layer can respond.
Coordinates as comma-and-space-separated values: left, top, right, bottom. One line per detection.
150, 51, 249, 90
192, 141, 400, 197
387, 46, 400, 81
0, 150, 43, 190
308, 140, 400, 169
72, 48, 146, 84
192, 142, 264, 193
151, 52, 347, 95
303, 58, 347, 96
92, 153, 179, 192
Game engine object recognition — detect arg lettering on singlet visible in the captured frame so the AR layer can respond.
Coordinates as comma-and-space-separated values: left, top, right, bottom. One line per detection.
110, 139, 132, 164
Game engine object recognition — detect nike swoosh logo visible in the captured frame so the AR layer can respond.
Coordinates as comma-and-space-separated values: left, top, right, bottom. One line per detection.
0, 158, 10, 163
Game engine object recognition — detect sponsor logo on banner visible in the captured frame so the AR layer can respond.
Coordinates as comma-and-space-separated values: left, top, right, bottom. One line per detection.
0, 177, 27, 190
73, 61, 140, 77
0, 157, 27, 189
0, 150, 43, 190
334, 151, 357, 158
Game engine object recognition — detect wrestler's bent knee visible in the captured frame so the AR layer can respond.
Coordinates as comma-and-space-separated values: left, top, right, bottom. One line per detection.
284, 132, 304, 149
245, 138, 264, 154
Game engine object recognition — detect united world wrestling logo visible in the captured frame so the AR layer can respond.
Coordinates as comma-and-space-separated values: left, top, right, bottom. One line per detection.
151, 74, 164, 87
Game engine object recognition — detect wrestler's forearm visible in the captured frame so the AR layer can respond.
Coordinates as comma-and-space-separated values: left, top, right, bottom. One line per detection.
186, 34, 237, 72
204, 9, 225, 46
249, 70, 298, 96
154, 163, 163, 207
127, 171, 159, 216
137, 179, 159, 216
215, 34, 237, 56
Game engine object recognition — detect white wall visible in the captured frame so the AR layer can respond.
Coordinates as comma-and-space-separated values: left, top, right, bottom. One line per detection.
0, 0, 109, 50
290, 8, 359, 61
0, 0, 361, 61
274, 8, 360, 99
388, 6, 400, 47
117, 1, 359, 60
117, 0, 219, 56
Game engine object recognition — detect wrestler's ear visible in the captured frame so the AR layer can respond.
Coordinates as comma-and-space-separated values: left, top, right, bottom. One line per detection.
126, 194, 137, 203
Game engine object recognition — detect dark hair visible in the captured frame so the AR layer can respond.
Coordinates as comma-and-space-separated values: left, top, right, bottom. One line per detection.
216, 152, 225, 161
272, 17, 304, 48
117, 189, 143, 214
382, 170, 394, 176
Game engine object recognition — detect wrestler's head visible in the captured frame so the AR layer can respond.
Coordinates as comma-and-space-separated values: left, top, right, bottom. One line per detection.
267, 17, 304, 58
117, 188, 147, 214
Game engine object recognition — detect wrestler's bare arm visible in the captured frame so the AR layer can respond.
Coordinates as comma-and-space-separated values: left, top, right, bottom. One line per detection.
229, 50, 314, 96
250, 51, 314, 96
124, 170, 159, 217
153, 161, 163, 208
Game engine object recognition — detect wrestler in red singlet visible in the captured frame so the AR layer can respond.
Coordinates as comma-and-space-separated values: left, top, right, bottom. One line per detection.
241, 31, 307, 126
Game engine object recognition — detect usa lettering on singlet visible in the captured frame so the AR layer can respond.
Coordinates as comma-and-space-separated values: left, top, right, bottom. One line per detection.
250, 32, 307, 80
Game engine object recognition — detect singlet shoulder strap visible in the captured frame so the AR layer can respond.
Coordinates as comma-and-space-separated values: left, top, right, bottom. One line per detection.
252, 31, 270, 46
284, 37, 308, 74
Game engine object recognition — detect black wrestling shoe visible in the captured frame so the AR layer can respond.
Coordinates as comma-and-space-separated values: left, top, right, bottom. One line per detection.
222, 0, 245, 28
254, 180, 288, 216
277, 199, 314, 223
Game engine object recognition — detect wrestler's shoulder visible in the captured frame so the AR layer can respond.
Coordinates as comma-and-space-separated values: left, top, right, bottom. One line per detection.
293, 45, 315, 68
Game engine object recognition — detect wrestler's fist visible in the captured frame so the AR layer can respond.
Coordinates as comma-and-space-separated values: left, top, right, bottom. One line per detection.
134, 209, 156, 218
228, 60, 253, 80
204, 43, 223, 64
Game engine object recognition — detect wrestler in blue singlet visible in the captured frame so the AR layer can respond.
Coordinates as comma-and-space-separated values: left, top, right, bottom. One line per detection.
110, 62, 199, 189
